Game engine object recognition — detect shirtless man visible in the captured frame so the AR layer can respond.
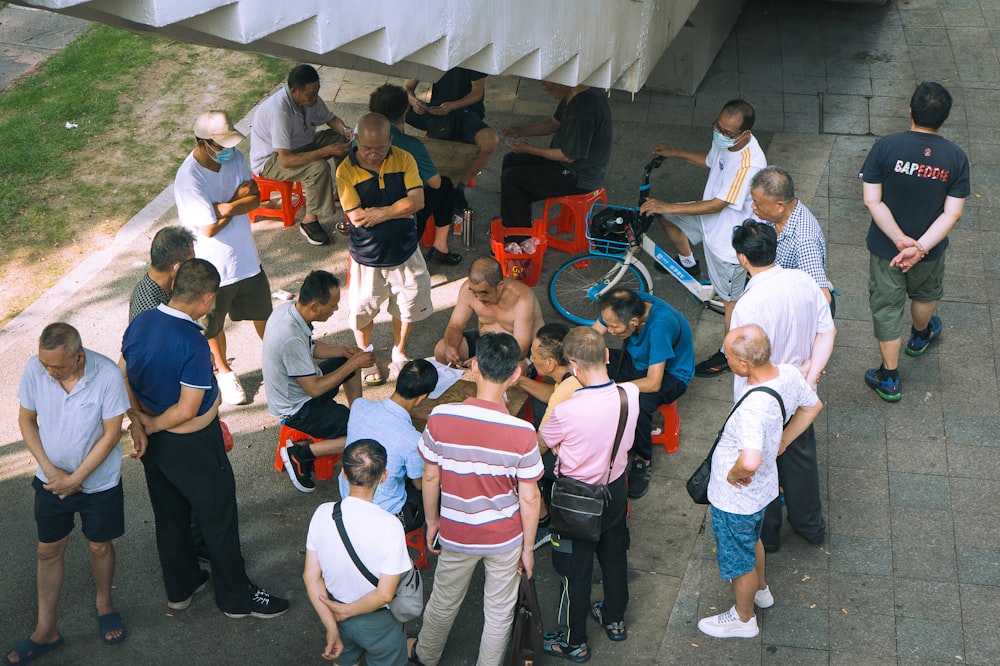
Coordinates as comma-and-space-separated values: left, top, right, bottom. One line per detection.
434, 257, 543, 365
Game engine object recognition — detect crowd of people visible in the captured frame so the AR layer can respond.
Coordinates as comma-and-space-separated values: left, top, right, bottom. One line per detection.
6, 62, 968, 666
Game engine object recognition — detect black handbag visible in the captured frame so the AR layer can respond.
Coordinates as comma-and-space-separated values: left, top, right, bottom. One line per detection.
505, 569, 544, 666
686, 386, 785, 505
332, 502, 424, 623
549, 386, 628, 541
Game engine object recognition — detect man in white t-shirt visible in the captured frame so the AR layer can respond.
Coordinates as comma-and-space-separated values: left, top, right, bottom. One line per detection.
175, 111, 272, 405
698, 325, 821, 640
730, 221, 836, 553
640, 99, 766, 377
303, 439, 412, 665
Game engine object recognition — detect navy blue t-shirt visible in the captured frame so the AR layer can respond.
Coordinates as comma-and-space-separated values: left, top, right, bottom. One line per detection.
859, 130, 969, 261
122, 304, 219, 416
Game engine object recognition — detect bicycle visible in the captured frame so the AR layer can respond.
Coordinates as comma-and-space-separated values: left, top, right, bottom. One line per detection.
548, 156, 726, 325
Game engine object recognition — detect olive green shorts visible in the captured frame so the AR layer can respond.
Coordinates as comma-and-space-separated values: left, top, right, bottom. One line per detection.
868, 253, 945, 342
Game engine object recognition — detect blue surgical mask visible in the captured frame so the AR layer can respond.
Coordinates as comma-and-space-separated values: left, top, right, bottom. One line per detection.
211, 146, 237, 164
712, 129, 737, 150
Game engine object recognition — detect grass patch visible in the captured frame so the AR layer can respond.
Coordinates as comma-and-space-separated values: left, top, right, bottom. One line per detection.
0, 24, 288, 260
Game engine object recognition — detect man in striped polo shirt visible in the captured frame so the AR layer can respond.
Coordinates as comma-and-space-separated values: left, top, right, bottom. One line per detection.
411, 332, 543, 666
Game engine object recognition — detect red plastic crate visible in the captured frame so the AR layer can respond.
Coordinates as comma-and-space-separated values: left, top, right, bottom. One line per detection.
489, 218, 547, 287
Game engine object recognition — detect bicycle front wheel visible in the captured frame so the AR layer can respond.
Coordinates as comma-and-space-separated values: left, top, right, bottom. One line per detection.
549, 253, 649, 325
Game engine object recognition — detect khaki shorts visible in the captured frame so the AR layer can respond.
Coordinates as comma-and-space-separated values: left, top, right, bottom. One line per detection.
664, 214, 746, 301
868, 253, 945, 341
348, 251, 433, 330
201, 268, 272, 338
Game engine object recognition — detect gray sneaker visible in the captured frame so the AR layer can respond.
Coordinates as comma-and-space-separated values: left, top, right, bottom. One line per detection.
627, 459, 652, 499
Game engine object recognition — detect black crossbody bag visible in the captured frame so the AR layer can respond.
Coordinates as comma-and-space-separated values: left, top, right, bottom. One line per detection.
686, 387, 786, 505
549, 386, 628, 541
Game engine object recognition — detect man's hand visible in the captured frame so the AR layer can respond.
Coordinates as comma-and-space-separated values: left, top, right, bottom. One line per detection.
322, 628, 344, 661
506, 138, 530, 153
727, 467, 754, 488
43, 469, 82, 499
428, 101, 455, 115
347, 350, 377, 370
319, 595, 352, 623
232, 180, 256, 201
890, 245, 924, 273
127, 409, 150, 458
442, 344, 463, 365
501, 127, 522, 139
327, 143, 352, 159
350, 208, 387, 228
640, 197, 671, 216
409, 95, 429, 115
340, 345, 365, 359
426, 522, 441, 554
520, 546, 534, 579
653, 143, 678, 159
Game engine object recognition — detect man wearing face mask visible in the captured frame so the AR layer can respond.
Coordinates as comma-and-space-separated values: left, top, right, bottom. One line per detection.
174, 111, 272, 406
640, 100, 766, 377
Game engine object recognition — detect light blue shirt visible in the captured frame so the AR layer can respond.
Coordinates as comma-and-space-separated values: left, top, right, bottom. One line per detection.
342, 398, 424, 515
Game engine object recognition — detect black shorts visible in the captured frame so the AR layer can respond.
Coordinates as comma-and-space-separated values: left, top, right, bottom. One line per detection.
33, 476, 125, 544
405, 108, 489, 144
284, 357, 353, 439
462, 329, 480, 358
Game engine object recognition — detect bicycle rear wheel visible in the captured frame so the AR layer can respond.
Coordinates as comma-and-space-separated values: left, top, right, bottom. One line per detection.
549, 253, 649, 325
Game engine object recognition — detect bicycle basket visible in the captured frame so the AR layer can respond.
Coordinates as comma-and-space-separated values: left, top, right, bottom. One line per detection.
586, 204, 639, 257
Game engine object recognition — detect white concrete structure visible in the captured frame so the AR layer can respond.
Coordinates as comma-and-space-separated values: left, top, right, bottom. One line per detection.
10, 0, 713, 92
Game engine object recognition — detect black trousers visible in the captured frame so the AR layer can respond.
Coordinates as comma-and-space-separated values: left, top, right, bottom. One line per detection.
761, 424, 825, 548
607, 348, 688, 463
141, 418, 252, 613
551, 473, 629, 646
416, 177, 456, 238
499, 153, 589, 228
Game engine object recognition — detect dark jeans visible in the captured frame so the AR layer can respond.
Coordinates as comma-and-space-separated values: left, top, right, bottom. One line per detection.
500, 153, 589, 228
607, 348, 688, 464
761, 424, 825, 548
141, 418, 253, 613
416, 177, 456, 238
551, 473, 629, 646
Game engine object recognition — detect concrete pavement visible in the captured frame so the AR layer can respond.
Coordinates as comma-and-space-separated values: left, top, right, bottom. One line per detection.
1, 0, 999, 664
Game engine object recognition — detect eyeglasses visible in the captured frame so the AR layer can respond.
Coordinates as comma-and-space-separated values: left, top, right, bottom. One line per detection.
712, 121, 744, 140
357, 143, 390, 156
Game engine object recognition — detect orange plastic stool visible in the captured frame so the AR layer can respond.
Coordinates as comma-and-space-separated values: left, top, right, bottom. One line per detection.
421, 213, 437, 248
489, 218, 547, 287
539, 187, 608, 254
275, 423, 340, 481
406, 525, 430, 570
248, 175, 306, 227
651, 402, 680, 454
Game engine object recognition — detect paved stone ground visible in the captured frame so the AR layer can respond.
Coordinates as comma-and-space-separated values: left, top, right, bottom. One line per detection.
0, 0, 997, 664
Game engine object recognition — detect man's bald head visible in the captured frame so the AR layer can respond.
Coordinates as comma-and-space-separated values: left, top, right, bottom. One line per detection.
357, 113, 390, 143
724, 324, 771, 368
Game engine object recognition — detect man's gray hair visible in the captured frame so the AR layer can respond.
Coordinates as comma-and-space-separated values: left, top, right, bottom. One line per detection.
39, 322, 82, 356
727, 324, 771, 367
150, 226, 195, 271
751, 166, 795, 203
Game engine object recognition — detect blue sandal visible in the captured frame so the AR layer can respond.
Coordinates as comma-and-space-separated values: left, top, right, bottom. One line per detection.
4, 634, 64, 664
590, 601, 627, 641
97, 611, 127, 646
543, 638, 591, 663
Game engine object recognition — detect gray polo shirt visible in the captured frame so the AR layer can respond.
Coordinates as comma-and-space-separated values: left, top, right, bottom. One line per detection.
250, 86, 336, 173
17, 349, 130, 493
262, 300, 322, 419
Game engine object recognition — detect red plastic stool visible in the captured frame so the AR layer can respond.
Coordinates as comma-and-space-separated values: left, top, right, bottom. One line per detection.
248, 175, 306, 227
539, 187, 608, 254
406, 525, 430, 570
421, 213, 437, 248
651, 402, 680, 454
275, 423, 340, 482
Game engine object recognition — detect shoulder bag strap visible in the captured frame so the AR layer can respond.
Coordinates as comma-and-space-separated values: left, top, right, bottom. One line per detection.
332, 502, 379, 588
603, 386, 629, 485
700, 385, 788, 464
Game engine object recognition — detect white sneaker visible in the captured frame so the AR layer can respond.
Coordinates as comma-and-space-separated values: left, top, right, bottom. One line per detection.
697, 606, 759, 638
217, 371, 247, 405
754, 586, 774, 608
